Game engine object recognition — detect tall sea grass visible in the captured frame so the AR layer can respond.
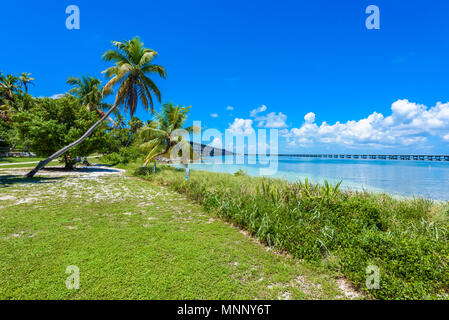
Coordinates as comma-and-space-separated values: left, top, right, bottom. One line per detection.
134, 165, 449, 299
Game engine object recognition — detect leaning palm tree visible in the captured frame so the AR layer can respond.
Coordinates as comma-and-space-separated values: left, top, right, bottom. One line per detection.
140, 102, 199, 166
67, 75, 116, 126
25, 37, 166, 178
19, 73, 34, 94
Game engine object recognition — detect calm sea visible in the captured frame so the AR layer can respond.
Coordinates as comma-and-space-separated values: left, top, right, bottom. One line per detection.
181, 155, 449, 201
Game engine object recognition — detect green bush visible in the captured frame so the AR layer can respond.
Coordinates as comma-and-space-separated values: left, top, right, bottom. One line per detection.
234, 168, 247, 177
133, 165, 161, 176
132, 166, 449, 299
103, 146, 142, 165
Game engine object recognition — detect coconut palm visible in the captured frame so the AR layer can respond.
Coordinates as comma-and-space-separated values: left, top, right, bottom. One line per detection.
19, 73, 34, 94
67, 75, 116, 125
25, 37, 166, 178
114, 114, 127, 129
140, 102, 199, 166
67, 76, 103, 111
0, 72, 21, 122
0, 72, 20, 101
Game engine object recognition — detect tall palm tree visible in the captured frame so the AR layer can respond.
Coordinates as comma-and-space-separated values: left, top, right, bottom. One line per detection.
140, 102, 199, 166
67, 75, 116, 125
19, 72, 34, 94
114, 114, 127, 130
0, 72, 20, 101
25, 37, 166, 178
67, 76, 103, 111
0, 72, 21, 122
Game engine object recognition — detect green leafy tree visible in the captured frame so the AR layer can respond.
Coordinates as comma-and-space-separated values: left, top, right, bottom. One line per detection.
125, 116, 144, 147
26, 37, 166, 177
13, 96, 109, 168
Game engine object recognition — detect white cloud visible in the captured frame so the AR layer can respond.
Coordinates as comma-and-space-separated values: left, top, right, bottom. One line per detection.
49, 93, 65, 99
209, 137, 222, 149
226, 106, 234, 111
250, 105, 267, 117
228, 118, 255, 135
248, 104, 288, 128
443, 133, 449, 142
286, 99, 449, 148
304, 112, 315, 123
256, 112, 288, 128
210, 113, 218, 118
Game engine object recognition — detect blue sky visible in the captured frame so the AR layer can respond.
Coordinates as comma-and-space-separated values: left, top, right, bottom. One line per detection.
2, 0, 449, 153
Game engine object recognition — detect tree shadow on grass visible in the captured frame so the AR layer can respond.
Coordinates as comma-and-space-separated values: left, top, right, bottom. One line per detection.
0, 175, 64, 188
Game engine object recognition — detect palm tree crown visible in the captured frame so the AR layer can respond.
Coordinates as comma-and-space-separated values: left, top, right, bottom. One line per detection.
139, 102, 199, 165
67, 76, 103, 111
102, 37, 166, 115
19, 72, 34, 94
0, 72, 20, 101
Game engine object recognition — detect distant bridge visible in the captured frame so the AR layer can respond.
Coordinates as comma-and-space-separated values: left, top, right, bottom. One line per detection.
276, 154, 449, 161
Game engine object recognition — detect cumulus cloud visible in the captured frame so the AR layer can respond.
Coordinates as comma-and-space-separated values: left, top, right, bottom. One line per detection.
444, 133, 449, 142
256, 112, 288, 128
210, 113, 218, 118
209, 137, 222, 149
250, 105, 267, 117
286, 99, 449, 148
49, 93, 66, 99
248, 104, 288, 128
228, 118, 255, 135
304, 112, 315, 123
226, 106, 234, 111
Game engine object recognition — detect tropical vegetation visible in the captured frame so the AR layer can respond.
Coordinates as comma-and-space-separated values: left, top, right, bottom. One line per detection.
139, 102, 199, 166
133, 165, 449, 300
2, 36, 448, 301
12, 95, 109, 168
24, 37, 166, 177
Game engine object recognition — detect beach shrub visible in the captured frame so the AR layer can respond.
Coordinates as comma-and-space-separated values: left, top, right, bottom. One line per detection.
133, 166, 449, 300
234, 169, 247, 177
102, 146, 142, 165
133, 165, 162, 176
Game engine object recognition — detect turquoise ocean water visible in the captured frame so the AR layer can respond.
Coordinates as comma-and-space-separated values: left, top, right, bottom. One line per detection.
178, 156, 449, 201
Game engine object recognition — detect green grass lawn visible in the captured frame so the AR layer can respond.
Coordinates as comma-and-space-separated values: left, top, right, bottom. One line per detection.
0, 171, 351, 300
0, 156, 101, 169
0, 157, 45, 164
0, 160, 60, 169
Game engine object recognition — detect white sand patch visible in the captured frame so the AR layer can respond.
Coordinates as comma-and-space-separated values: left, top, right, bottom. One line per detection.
0, 166, 125, 179
15, 198, 36, 205
0, 196, 16, 201
336, 278, 362, 299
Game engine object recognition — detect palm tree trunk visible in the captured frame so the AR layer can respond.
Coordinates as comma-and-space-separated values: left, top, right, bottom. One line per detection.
25, 101, 119, 178
142, 142, 170, 167
97, 109, 116, 127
